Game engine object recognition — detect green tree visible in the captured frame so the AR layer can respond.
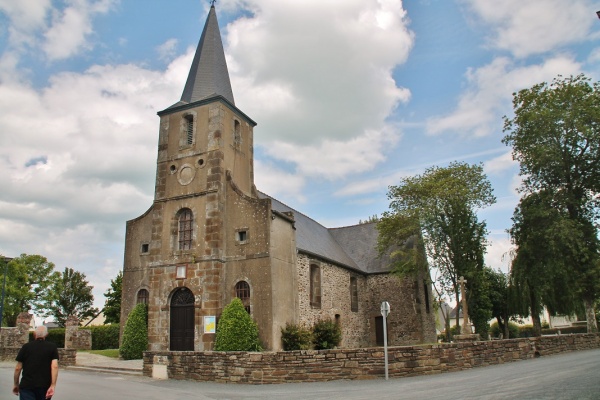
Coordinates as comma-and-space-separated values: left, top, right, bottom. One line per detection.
120, 303, 148, 359
503, 74, 600, 333
484, 267, 512, 339
45, 267, 99, 327
0, 254, 59, 326
103, 271, 122, 324
509, 191, 585, 336
214, 298, 262, 351
377, 162, 496, 336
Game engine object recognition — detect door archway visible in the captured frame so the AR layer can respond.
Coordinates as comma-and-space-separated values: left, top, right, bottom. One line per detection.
170, 287, 195, 351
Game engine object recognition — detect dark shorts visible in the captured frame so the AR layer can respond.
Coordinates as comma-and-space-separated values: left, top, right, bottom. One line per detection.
19, 387, 51, 400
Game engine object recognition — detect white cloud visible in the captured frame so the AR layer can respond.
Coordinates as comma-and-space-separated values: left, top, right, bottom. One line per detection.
156, 38, 178, 62
485, 233, 513, 273
484, 151, 515, 175
0, 49, 190, 307
0, 0, 51, 48
254, 160, 306, 204
226, 0, 413, 145
264, 128, 400, 181
44, 0, 118, 60
462, 0, 597, 58
426, 55, 582, 137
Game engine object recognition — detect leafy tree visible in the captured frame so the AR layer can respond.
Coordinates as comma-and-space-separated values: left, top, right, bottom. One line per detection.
503, 74, 600, 333
215, 298, 262, 351
484, 267, 513, 339
103, 271, 122, 324
509, 191, 586, 335
0, 254, 59, 326
120, 303, 148, 359
45, 267, 99, 327
377, 162, 496, 336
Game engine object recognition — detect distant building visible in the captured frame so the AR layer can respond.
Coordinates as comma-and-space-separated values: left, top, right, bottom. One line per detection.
120, 5, 436, 351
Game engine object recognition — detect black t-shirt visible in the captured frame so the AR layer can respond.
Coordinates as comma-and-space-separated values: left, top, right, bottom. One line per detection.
15, 339, 59, 389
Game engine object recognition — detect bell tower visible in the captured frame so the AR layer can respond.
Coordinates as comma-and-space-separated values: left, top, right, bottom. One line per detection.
154, 4, 256, 205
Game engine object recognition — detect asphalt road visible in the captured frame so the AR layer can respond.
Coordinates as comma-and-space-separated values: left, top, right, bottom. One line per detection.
2, 349, 599, 400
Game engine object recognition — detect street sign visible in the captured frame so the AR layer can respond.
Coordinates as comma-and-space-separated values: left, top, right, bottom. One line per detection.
380, 301, 390, 317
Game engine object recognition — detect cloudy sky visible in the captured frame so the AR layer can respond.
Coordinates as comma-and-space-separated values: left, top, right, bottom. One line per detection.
1, 0, 599, 311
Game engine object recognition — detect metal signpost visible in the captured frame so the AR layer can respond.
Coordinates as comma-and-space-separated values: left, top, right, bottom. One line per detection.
380, 301, 390, 380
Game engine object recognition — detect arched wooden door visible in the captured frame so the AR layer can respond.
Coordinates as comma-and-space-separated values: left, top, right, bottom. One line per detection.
170, 287, 195, 351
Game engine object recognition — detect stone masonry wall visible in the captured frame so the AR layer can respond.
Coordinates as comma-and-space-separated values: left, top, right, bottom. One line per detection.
143, 333, 600, 384
296, 254, 369, 348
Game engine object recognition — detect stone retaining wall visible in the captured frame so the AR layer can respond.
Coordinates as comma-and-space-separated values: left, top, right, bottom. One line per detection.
143, 333, 600, 384
1, 348, 76, 367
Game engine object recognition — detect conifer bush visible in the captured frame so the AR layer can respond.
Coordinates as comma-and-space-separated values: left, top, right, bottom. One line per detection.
214, 298, 262, 351
281, 322, 312, 350
119, 303, 148, 360
312, 319, 341, 350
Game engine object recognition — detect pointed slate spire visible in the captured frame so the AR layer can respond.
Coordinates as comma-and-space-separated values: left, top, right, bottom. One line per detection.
180, 4, 235, 105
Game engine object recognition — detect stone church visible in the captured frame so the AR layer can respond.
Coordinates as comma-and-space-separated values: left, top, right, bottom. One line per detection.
121, 5, 436, 351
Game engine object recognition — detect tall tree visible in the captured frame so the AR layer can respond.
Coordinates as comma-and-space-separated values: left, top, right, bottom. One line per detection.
103, 271, 122, 324
0, 254, 59, 326
503, 74, 600, 333
45, 267, 99, 327
484, 267, 513, 339
509, 191, 589, 335
377, 162, 496, 336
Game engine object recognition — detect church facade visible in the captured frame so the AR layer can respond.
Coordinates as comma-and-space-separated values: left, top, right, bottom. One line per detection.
120, 5, 436, 351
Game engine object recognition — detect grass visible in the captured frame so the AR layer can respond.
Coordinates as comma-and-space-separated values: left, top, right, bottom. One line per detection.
80, 349, 120, 358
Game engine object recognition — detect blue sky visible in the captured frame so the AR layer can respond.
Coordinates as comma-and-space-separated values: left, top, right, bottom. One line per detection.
1, 0, 599, 310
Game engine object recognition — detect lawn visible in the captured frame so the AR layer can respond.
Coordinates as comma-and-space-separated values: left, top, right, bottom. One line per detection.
80, 349, 120, 358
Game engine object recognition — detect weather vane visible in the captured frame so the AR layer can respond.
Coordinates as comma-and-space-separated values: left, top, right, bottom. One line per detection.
210, 0, 217, 6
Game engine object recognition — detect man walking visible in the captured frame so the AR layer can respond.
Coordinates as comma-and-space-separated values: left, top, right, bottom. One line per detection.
13, 325, 59, 400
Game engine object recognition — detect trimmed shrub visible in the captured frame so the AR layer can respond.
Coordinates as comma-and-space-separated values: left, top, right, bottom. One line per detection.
90, 324, 120, 350
489, 321, 519, 339
119, 303, 148, 360
312, 319, 341, 350
281, 323, 311, 351
215, 298, 262, 351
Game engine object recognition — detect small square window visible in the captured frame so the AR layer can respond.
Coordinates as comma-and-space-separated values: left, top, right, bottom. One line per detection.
176, 265, 187, 279
237, 230, 247, 242
141, 243, 149, 253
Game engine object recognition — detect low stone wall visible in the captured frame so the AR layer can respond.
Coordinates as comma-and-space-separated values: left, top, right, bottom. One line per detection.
1, 347, 76, 367
143, 333, 600, 384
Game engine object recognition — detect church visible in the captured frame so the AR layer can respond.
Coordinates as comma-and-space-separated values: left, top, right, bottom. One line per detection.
120, 4, 436, 352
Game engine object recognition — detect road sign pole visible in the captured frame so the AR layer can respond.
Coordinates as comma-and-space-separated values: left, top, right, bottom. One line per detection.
380, 301, 390, 380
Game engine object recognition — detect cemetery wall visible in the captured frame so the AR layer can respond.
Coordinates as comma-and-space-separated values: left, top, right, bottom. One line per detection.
143, 333, 600, 384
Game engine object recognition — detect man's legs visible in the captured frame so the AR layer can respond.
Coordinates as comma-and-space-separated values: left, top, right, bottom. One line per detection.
19, 387, 49, 400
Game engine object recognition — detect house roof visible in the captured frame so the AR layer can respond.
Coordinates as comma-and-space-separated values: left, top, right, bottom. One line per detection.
178, 5, 235, 106
259, 192, 392, 275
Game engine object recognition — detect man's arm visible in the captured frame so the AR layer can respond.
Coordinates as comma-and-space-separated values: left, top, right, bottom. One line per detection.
13, 362, 22, 396
45, 359, 59, 399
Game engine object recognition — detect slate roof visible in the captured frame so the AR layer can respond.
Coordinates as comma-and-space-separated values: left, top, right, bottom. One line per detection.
258, 192, 392, 275
179, 5, 235, 106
